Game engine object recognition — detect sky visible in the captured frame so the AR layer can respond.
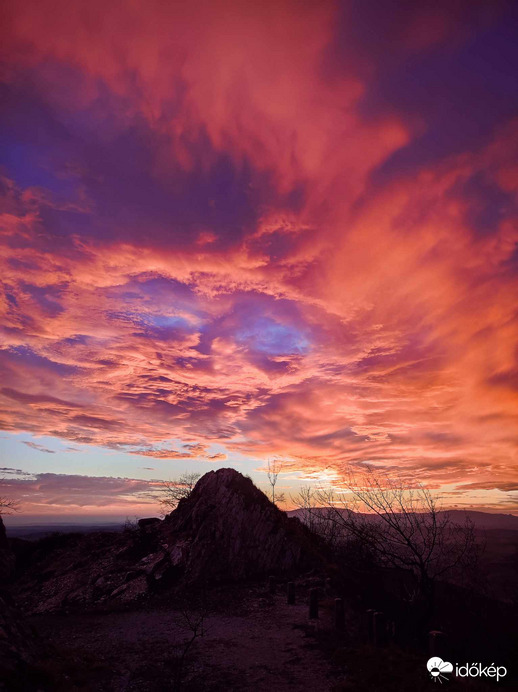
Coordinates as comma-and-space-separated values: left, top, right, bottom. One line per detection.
1, 0, 518, 521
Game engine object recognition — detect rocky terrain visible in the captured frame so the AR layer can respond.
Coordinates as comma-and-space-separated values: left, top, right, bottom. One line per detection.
1, 469, 336, 691
10, 469, 323, 615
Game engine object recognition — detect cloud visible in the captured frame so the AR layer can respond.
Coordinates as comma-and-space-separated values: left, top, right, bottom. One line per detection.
207, 453, 227, 462
0, 469, 163, 513
0, 0, 517, 510
129, 442, 225, 462
21, 441, 55, 453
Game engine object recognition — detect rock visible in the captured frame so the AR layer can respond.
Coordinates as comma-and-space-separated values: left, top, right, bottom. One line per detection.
0, 516, 15, 582
0, 517, 36, 683
110, 575, 148, 603
138, 551, 169, 575
0, 591, 36, 683
161, 468, 322, 583
138, 517, 161, 530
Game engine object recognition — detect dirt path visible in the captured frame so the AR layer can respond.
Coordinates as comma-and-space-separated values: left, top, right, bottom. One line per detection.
31, 586, 341, 691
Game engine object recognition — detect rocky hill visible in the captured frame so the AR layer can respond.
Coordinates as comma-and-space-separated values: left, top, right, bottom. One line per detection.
11, 469, 323, 615
161, 468, 320, 582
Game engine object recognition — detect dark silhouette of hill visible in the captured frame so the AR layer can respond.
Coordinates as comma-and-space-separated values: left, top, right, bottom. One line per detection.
288, 507, 518, 530
11, 469, 323, 614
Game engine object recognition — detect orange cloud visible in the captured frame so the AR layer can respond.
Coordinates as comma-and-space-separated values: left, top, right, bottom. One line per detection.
1, 0, 517, 510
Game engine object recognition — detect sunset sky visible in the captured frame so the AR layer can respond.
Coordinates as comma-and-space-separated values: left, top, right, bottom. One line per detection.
1, 0, 518, 521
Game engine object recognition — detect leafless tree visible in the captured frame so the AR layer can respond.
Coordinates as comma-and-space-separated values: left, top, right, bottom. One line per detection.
172, 592, 210, 689
267, 458, 284, 506
292, 486, 341, 546
159, 472, 201, 514
309, 468, 477, 614
0, 495, 19, 515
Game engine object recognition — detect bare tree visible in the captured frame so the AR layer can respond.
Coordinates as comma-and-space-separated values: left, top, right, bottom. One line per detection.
292, 486, 341, 546
266, 458, 284, 506
312, 467, 476, 614
0, 495, 19, 515
159, 472, 201, 514
172, 589, 211, 689
173, 606, 207, 689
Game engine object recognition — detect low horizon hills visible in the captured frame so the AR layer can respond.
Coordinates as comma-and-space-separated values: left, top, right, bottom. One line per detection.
4, 507, 518, 540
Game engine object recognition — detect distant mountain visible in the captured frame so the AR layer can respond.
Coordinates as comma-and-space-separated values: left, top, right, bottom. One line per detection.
287, 508, 518, 531
443, 510, 518, 531
5, 523, 124, 541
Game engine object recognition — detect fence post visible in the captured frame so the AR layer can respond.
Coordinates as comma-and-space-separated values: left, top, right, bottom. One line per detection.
287, 582, 296, 605
388, 619, 396, 643
429, 630, 446, 658
366, 608, 376, 643
373, 611, 387, 647
309, 588, 319, 619
335, 598, 345, 630
268, 575, 276, 594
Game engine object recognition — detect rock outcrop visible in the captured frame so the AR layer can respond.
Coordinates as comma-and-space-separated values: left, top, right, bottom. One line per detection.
12, 469, 323, 614
161, 468, 320, 582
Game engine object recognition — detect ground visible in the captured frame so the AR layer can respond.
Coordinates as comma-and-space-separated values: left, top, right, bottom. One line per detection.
27, 581, 345, 691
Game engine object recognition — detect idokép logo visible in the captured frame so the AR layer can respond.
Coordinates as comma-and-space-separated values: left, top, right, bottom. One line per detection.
427, 657, 453, 683
427, 657, 508, 683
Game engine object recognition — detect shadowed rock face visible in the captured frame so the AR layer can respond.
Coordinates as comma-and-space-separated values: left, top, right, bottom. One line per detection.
0, 516, 15, 582
161, 468, 318, 582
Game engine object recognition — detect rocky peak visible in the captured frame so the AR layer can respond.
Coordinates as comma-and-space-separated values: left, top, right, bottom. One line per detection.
161, 468, 320, 582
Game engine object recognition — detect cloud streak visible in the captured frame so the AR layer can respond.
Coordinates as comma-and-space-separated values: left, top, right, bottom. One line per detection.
0, 468, 162, 514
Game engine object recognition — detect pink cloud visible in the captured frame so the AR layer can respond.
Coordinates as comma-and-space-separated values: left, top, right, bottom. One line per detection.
0, 0, 517, 511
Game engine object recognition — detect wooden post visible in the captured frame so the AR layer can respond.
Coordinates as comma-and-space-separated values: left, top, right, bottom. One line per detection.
334, 598, 345, 630
287, 581, 295, 605
429, 630, 446, 658
309, 588, 319, 619
268, 575, 276, 594
373, 611, 387, 647
366, 608, 376, 643
389, 619, 396, 643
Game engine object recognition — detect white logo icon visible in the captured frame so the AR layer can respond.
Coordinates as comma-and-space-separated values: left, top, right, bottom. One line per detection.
427, 657, 453, 683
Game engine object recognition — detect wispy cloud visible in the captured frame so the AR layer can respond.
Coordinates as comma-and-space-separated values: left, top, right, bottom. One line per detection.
0, 469, 163, 513
21, 441, 56, 454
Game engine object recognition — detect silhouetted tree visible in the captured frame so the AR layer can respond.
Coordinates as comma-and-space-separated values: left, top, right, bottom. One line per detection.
267, 458, 285, 506
0, 493, 19, 515
292, 486, 341, 546
309, 468, 477, 618
159, 472, 201, 513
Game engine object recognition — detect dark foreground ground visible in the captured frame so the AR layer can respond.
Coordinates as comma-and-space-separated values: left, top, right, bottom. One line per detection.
12, 579, 514, 692
22, 581, 340, 692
